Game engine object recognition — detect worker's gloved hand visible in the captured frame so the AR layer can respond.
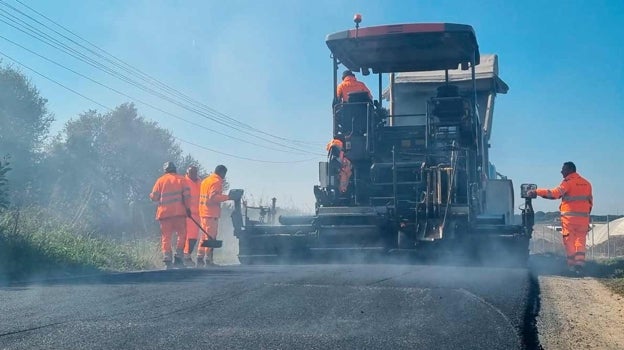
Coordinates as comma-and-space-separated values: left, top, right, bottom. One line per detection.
186, 208, 192, 218
526, 190, 536, 198
228, 189, 243, 201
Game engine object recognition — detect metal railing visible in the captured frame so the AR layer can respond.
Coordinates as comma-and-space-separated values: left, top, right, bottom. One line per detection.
529, 219, 624, 258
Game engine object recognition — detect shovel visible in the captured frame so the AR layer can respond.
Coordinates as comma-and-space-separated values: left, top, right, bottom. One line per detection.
188, 215, 223, 248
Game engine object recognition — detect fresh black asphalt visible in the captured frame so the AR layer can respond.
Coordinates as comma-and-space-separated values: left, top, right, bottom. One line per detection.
0, 264, 539, 349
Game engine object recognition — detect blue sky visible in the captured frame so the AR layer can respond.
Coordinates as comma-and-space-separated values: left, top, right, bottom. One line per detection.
0, 0, 622, 214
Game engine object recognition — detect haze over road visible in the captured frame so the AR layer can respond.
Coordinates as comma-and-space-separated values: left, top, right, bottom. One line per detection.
0, 264, 538, 349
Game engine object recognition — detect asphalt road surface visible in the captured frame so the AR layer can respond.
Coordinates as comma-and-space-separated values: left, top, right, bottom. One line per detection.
0, 264, 539, 350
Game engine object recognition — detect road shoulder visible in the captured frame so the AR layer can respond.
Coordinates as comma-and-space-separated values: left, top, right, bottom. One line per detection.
538, 275, 624, 350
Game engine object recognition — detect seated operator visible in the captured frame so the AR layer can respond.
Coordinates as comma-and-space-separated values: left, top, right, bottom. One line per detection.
336, 70, 372, 104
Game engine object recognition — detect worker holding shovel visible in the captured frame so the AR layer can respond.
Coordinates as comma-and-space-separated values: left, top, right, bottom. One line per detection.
183, 165, 202, 266
197, 165, 231, 267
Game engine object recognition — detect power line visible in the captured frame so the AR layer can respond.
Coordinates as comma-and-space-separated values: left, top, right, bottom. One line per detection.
0, 34, 318, 156
175, 138, 317, 163
0, 10, 320, 155
1, 0, 321, 147
0, 0, 292, 140
0, 51, 110, 110
0, 50, 321, 164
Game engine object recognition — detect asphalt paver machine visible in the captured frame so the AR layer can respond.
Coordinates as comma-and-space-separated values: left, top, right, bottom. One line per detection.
232, 20, 536, 265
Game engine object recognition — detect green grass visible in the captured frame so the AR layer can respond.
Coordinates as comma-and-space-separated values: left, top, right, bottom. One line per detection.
530, 254, 624, 296
0, 208, 159, 283
603, 278, 624, 296
583, 258, 624, 296
583, 258, 624, 278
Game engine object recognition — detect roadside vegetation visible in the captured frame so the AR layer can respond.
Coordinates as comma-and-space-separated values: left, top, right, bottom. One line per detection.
0, 208, 159, 282
0, 63, 305, 282
0, 63, 200, 282
531, 253, 624, 297
584, 258, 624, 296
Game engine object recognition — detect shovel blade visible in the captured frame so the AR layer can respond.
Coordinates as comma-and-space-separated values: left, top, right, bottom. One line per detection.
200, 239, 223, 248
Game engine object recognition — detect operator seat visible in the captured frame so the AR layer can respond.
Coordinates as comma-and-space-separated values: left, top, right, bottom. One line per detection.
338, 92, 371, 134
332, 91, 373, 163
346, 91, 372, 103
432, 84, 464, 122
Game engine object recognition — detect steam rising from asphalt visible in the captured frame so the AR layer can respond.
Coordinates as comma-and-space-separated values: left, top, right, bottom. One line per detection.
214, 202, 313, 265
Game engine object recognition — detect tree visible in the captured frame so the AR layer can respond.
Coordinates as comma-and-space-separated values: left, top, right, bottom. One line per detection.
0, 158, 10, 209
0, 64, 53, 200
178, 154, 207, 177
44, 103, 201, 238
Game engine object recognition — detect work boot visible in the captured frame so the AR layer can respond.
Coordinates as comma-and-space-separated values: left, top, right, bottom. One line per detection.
174, 248, 185, 268
566, 266, 576, 276
205, 256, 217, 267
565, 265, 582, 277
173, 256, 184, 268
183, 254, 193, 267
187, 239, 197, 254
196, 257, 206, 268
163, 258, 173, 270
206, 251, 216, 266
573, 265, 584, 277
163, 252, 173, 269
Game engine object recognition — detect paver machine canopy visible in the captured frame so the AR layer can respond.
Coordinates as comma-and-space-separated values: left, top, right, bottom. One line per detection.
327, 22, 479, 73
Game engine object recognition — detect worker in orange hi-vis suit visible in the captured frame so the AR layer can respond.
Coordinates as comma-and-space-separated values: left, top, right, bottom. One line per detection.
339, 157, 352, 193
150, 161, 191, 268
326, 138, 352, 193
183, 165, 202, 266
527, 161, 593, 276
197, 165, 231, 267
336, 70, 372, 103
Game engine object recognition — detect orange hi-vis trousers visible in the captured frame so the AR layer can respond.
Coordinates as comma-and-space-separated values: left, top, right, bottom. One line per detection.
561, 221, 588, 267
159, 216, 187, 261
184, 215, 200, 255
197, 217, 219, 259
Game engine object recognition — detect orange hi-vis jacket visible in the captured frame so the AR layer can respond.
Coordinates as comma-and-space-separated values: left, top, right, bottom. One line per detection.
185, 175, 201, 216
326, 139, 352, 193
339, 157, 352, 193
199, 173, 229, 218
336, 76, 372, 102
536, 172, 593, 225
150, 173, 191, 220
